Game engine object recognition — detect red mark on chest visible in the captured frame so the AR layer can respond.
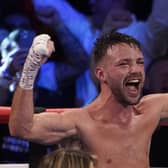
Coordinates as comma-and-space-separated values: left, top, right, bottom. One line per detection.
102, 119, 108, 124
106, 158, 112, 164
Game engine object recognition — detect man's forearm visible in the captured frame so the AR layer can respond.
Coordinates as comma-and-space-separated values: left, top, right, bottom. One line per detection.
9, 86, 34, 137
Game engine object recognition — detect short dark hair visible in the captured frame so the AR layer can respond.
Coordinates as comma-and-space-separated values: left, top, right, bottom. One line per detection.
92, 31, 141, 70
90, 30, 142, 89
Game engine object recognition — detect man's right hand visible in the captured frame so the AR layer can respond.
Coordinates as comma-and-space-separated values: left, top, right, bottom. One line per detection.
19, 34, 55, 89
30, 34, 55, 64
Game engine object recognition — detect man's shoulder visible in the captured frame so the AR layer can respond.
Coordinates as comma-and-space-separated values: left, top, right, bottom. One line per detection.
138, 93, 167, 111
62, 107, 87, 116
141, 93, 166, 101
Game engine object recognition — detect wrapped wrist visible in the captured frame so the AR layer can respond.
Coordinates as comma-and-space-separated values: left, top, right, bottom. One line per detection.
19, 34, 51, 89
19, 54, 40, 89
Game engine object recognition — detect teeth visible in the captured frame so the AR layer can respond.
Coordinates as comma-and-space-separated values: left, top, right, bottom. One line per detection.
128, 79, 139, 83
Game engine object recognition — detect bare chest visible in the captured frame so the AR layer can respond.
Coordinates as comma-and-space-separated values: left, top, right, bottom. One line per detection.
77, 116, 155, 168
80, 120, 149, 150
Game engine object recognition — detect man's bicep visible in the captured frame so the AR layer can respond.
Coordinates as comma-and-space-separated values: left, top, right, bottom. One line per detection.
26, 112, 77, 145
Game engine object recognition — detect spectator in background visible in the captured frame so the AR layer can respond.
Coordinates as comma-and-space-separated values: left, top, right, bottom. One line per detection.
0, 13, 37, 104
0, 28, 10, 105
32, 0, 168, 106
34, 9, 90, 107
144, 56, 168, 95
0, 29, 35, 105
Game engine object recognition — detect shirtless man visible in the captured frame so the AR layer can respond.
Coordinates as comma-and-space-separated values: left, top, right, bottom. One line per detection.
9, 31, 168, 168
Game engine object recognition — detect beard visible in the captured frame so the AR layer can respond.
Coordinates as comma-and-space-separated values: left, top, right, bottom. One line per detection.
110, 83, 142, 106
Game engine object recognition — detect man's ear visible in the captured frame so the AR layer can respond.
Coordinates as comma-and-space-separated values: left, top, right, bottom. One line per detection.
95, 66, 106, 82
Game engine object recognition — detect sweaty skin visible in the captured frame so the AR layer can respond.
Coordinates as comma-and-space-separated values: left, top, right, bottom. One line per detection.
9, 38, 168, 168
75, 96, 161, 168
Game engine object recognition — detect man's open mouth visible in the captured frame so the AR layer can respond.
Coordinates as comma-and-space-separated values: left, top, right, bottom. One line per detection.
124, 79, 141, 96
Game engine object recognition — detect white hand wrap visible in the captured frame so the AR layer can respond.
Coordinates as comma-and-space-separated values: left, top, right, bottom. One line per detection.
19, 34, 51, 89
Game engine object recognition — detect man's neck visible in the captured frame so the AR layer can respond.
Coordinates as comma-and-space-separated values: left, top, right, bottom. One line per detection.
86, 90, 134, 124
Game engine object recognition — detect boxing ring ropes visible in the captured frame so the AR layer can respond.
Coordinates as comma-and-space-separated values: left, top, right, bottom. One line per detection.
0, 106, 69, 124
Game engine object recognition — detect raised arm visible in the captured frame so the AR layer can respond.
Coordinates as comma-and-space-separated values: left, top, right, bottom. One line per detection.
9, 35, 77, 145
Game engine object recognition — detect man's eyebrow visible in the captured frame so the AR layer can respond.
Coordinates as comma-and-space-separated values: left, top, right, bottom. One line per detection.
117, 58, 131, 62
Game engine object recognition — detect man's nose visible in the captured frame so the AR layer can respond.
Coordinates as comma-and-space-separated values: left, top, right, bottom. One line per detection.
129, 64, 142, 73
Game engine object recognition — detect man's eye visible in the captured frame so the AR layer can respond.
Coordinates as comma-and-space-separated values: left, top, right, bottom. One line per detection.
138, 61, 144, 64
119, 62, 128, 66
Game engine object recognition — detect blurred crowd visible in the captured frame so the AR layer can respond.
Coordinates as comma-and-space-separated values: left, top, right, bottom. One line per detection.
0, 0, 167, 167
